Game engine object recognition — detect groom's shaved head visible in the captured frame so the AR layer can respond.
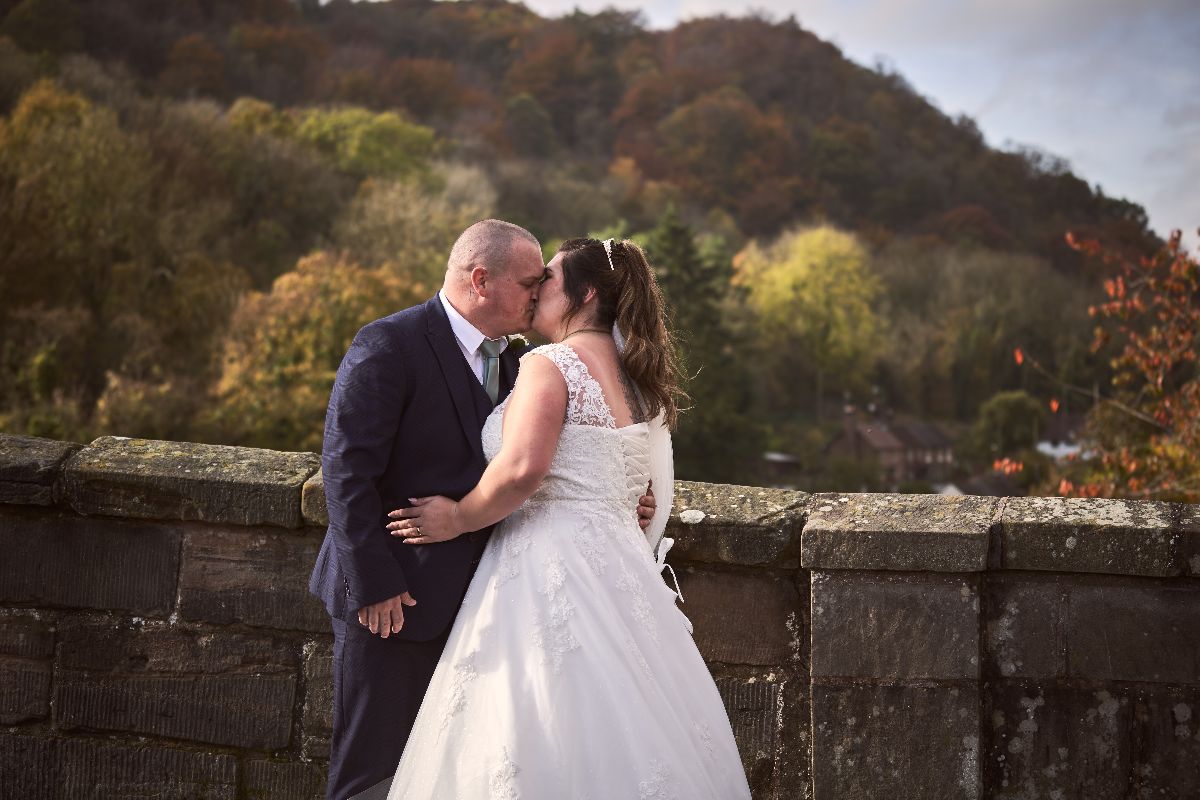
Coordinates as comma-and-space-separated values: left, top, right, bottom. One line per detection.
447, 219, 540, 280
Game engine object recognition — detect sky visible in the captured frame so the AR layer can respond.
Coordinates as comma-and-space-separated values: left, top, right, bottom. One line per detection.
517, 0, 1200, 245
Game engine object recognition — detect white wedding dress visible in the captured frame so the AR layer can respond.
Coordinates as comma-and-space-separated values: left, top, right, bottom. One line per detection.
385, 343, 751, 800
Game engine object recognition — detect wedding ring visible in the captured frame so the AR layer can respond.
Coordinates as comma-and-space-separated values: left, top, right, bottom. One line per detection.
415, 526, 421, 534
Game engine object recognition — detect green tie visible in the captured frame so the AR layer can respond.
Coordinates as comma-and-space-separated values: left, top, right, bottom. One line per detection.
479, 337, 506, 405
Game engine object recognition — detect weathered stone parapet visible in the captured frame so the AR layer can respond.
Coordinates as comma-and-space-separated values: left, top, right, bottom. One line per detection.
61, 436, 319, 528
3, 433, 1200, 799
668, 481, 806, 568
301, 467, 328, 527
1170, 502, 1200, 577
801, 492, 995, 572
0, 434, 81, 506
998, 495, 1181, 576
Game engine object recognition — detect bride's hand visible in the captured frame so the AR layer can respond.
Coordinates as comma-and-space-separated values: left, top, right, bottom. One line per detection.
387, 496, 463, 544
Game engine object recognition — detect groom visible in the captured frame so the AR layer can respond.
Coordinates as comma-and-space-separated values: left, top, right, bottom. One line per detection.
310, 219, 653, 800
309, 219, 543, 800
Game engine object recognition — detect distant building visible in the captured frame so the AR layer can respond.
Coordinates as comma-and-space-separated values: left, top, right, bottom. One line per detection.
824, 405, 956, 487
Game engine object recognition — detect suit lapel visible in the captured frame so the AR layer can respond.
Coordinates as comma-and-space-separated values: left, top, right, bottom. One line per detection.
424, 296, 486, 464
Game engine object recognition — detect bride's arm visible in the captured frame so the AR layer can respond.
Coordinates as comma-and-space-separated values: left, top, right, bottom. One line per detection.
388, 354, 567, 542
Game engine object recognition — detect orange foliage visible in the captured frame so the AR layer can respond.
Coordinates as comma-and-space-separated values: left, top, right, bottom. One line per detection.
1059, 230, 1200, 500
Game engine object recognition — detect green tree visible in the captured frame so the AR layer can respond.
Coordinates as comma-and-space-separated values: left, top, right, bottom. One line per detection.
502, 93, 559, 157
732, 225, 882, 417
332, 162, 497, 286
967, 390, 1045, 463
641, 206, 762, 481
295, 106, 436, 180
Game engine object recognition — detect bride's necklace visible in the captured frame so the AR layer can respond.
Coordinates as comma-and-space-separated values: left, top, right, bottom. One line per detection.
560, 328, 608, 342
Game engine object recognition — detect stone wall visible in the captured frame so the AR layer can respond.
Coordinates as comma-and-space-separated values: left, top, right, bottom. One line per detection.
1, 433, 1198, 799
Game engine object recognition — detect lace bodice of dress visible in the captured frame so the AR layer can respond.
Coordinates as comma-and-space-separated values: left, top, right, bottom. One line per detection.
481, 343, 650, 513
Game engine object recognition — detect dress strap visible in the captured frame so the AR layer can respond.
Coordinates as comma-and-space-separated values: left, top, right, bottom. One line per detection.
522, 343, 616, 428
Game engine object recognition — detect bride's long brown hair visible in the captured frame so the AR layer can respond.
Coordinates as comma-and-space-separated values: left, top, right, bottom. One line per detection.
556, 238, 687, 429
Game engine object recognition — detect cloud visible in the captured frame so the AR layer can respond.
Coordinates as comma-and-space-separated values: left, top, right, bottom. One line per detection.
1164, 103, 1200, 128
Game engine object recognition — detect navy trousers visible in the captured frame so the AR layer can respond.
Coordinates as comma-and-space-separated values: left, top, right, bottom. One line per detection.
326, 617, 452, 800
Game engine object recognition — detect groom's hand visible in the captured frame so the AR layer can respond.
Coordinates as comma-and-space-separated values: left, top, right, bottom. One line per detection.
358, 591, 417, 638
637, 481, 656, 530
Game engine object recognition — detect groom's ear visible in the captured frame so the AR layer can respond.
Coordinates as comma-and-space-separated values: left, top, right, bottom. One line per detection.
470, 265, 490, 296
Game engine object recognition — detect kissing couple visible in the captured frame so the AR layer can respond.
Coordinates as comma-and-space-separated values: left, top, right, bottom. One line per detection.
309, 220, 752, 799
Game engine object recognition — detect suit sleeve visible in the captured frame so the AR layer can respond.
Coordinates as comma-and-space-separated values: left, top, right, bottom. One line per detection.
321, 322, 409, 611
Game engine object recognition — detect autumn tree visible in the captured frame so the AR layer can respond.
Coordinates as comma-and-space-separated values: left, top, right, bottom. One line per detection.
159, 34, 226, 98
0, 0, 81, 56
654, 87, 798, 232
0, 80, 156, 409
1041, 230, 1200, 500
207, 252, 427, 451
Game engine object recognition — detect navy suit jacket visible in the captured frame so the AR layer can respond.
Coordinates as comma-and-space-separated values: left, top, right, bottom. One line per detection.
309, 295, 524, 641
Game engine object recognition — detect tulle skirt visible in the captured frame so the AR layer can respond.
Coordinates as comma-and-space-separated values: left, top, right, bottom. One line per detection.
385, 499, 752, 799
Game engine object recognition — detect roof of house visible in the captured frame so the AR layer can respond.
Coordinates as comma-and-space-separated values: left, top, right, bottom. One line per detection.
890, 420, 954, 450
853, 423, 906, 452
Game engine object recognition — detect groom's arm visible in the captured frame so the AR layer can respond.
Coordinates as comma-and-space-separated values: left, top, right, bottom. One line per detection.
322, 322, 410, 612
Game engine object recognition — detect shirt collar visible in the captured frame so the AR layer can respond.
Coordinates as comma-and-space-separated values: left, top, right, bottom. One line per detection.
438, 289, 506, 357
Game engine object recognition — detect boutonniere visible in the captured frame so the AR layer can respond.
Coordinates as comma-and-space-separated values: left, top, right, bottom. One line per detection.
506, 333, 530, 349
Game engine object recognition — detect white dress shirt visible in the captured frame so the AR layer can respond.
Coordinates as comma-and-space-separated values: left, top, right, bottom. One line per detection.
438, 289, 508, 384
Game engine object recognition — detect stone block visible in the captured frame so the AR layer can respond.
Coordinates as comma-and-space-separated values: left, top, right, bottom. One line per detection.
716, 676, 782, 794
0, 433, 80, 505
982, 577, 1068, 679
63, 436, 319, 528
1067, 583, 1200, 684
0, 734, 237, 799
0, 612, 55, 658
676, 567, 801, 666
0, 615, 55, 722
0, 657, 51, 724
244, 759, 327, 800
0, 510, 179, 614
802, 493, 994, 572
811, 571, 980, 681
55, 623, 297, 750
1178, 502, 1200, 577
1000, 496, 1178, 576
303, 638, 334, 758
984, 682, 1200, 800
667, 481, 805, 568
302, 467, 328, 527
178, 525, 328, 632
812, 683, 981, 799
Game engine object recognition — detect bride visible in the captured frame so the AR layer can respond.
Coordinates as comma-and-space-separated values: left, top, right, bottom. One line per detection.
380, 237, 751, 799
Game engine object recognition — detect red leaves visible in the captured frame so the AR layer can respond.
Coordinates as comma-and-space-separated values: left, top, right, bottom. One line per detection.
992, 457, 1024, 475
1064, 227, 1200, 500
